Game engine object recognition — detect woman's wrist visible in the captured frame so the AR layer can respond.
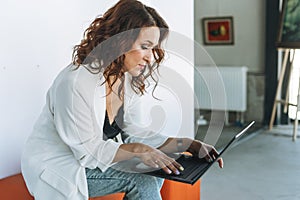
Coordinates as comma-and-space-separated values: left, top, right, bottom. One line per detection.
176, 138, 194, 153
115, 143, 144, 159
131, 143, 149, 157
186, 139, 201, 154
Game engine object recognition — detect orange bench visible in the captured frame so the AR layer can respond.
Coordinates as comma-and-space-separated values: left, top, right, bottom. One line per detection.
0, 173, 200, 200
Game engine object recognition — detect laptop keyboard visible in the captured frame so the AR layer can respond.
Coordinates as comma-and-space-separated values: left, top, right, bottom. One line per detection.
174, 155, 209, 178
146, 154, 209, 179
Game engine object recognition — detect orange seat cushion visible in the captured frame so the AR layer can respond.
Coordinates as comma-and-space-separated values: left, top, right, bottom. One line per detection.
161, 179, 200, 200
91, 193, 125, 200
0, 174, 34, 200
0, 173, 125, 200
0, 174, 200, 200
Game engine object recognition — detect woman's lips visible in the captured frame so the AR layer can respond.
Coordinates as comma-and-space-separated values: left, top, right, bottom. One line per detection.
138, 64, 146, 70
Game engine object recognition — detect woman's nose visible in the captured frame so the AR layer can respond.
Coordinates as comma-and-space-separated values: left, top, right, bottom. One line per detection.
144, 49, 153, 63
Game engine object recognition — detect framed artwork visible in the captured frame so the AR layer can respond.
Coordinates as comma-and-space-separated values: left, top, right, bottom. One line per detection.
202, 16, 234, 45
277, 0, 300, 49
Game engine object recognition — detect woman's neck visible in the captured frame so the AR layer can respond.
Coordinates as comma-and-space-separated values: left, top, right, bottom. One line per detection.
105, 76, 124, 124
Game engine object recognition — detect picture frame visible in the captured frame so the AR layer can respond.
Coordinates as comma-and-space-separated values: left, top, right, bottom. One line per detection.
202, 16, 234, 45
277, 0, 300, 49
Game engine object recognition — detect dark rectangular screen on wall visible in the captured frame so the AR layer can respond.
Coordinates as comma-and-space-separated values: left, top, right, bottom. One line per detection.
277, 0, 300, 48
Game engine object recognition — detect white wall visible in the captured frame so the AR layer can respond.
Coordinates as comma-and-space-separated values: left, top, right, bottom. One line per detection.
0, 0, 194, 178
0, 0, 118, 179
194, 0, 266, 73
143, 0, 194, 138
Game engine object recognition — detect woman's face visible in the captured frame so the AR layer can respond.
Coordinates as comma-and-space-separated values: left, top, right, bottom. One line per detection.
123, 26, 160, 77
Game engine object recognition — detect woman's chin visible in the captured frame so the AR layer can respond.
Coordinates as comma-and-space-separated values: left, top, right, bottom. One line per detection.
128, 70, 143, 77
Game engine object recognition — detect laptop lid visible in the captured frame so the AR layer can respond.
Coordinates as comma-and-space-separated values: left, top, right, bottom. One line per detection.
140, 121, 255, 184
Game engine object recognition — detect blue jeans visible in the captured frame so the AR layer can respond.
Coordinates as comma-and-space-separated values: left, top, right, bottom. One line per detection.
86, 167, 164, 200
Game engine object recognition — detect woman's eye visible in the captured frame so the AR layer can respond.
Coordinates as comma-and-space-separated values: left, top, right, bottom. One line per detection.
141, 45, 149, 50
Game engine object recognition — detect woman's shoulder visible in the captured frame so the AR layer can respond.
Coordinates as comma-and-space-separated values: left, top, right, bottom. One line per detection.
54, 63, 103, 87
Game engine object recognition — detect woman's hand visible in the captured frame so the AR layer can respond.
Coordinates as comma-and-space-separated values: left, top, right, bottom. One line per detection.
157, 137, 223, 169
188, 140, 223, 168
133, 143, 184, 175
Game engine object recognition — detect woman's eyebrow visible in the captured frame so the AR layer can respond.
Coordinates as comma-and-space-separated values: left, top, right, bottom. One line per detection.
144, 40, 153, 45
144, 40, 158, 46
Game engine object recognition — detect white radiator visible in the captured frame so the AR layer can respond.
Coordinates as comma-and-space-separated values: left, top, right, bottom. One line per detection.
194, 66, 248, 112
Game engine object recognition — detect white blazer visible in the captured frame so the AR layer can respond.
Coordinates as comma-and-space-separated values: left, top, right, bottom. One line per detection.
21, 64, 168, 200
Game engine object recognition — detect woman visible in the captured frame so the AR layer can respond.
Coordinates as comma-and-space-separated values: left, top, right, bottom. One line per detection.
21, 0, 223, 199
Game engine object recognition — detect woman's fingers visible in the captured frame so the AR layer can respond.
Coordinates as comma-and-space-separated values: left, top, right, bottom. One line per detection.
218, 157, 224, 168
155, 156, 183, 175
172, 159, 185, 172
155, 160, 172, 174
139, 148, 184, 175
200, 145, 214, 162
147, 159, 160, 169
205, 148, 223, 168
205, 154, 213, 163
165, 160, 181, 175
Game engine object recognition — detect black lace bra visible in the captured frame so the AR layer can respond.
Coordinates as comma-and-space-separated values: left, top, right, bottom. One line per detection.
103, 106, 124, 140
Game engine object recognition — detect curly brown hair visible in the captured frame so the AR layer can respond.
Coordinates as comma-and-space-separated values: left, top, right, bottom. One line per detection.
72, 0, 169, 98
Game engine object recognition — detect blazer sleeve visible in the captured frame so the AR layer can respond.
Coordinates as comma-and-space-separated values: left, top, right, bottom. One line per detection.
52, 67, 121, 171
